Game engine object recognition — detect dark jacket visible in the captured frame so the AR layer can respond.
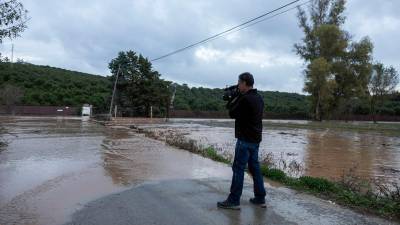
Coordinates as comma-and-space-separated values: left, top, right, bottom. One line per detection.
228, 89, 264, 143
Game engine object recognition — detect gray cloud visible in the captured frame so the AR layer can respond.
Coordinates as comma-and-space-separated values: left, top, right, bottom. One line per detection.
1, 0, 399, 92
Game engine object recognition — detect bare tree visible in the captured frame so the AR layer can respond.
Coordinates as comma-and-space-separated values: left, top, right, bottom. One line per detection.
368, 63, 399, 123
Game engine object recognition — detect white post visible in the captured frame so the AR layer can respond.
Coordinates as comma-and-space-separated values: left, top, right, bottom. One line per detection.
109, 65, 121, 119
114, 105, 117, 118
11, 44, 14, 63
150, 106, 153, 120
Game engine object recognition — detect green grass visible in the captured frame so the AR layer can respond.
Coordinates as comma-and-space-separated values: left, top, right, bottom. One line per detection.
261, 165, 286, 181
260, 166, 400, 220
299, 176, 338, 193
203, 147, 231, 164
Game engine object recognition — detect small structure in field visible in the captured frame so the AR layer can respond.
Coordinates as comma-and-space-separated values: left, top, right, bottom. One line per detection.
82, 104, 92, 117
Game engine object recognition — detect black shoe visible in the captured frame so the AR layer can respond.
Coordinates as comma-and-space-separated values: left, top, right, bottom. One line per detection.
217, 200, 240, 210
249, 198, 266, 208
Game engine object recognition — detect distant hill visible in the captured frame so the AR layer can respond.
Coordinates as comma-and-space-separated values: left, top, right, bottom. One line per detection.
2, 62, 399, 118
0, 62, 309, 117
174, 84, 310, 117
0, 62, 112, 112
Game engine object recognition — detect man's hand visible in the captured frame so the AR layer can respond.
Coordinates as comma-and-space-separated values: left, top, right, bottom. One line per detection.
226, 94, 242, 110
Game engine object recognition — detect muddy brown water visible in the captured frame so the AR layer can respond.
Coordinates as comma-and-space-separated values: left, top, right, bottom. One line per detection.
0, 116, 399, 224
139, 118, 400, 184
0, 116, 231, 225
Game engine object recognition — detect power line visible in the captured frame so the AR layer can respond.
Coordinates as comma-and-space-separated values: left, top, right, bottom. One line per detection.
218, 0, 312, 38
150, 0, 302, 62
187, 0, 312, 50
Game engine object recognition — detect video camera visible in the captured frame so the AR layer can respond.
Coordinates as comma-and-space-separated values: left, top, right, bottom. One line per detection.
222, 85, 240, 102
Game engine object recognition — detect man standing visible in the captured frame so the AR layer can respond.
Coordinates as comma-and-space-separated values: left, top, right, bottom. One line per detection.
217, 72, 266, 210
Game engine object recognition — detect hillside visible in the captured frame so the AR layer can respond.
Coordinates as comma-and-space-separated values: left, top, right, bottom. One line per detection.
2, 62, 399, 118
0, 62, 112, 112
0, 62, 313, 117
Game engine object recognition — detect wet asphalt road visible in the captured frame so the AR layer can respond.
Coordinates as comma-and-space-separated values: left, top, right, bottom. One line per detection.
65, 178, 395, 225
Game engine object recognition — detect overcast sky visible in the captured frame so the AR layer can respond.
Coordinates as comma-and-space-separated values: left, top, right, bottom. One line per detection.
1, 0, 399, 93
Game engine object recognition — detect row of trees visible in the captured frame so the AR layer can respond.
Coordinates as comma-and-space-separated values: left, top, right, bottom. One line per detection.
173, 84, 310, 117
108, 51, 172, 117
295, 0, 399, 121
174, 84, 399, 118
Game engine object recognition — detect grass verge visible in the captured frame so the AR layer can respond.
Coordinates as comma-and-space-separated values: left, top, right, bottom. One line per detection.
260, 165, 400, 220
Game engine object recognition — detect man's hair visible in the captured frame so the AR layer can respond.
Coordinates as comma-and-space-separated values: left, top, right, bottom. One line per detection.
238, 72, 254, 87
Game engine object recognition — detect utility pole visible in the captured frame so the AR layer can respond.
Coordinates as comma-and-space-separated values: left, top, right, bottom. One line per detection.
170, 84, 177, 108
166, 84, 177, 122
109, 65, 121, 119
11, 44, 14, 63
150, 106, 153, 120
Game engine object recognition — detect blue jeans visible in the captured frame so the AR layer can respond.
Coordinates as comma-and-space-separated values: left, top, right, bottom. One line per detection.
228, 139, 266, 204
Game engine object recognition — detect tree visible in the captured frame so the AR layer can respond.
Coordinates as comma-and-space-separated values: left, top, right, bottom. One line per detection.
0, 0, 28, 42
295, 0, 373, 120
304, 57, 334, 121
108, 51, 171, 117
368, 63, 399, 122
294, 0, 347, 62
0, 0, 28, 61
334, 37, 373, 119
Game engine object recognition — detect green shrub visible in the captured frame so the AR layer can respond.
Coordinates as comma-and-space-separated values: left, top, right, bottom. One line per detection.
204, 147, 230, 164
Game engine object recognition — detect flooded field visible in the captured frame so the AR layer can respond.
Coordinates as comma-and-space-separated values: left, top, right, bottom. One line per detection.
0, 116, 230, 225
0, 116, 399, 224
139, 118, 400, 184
